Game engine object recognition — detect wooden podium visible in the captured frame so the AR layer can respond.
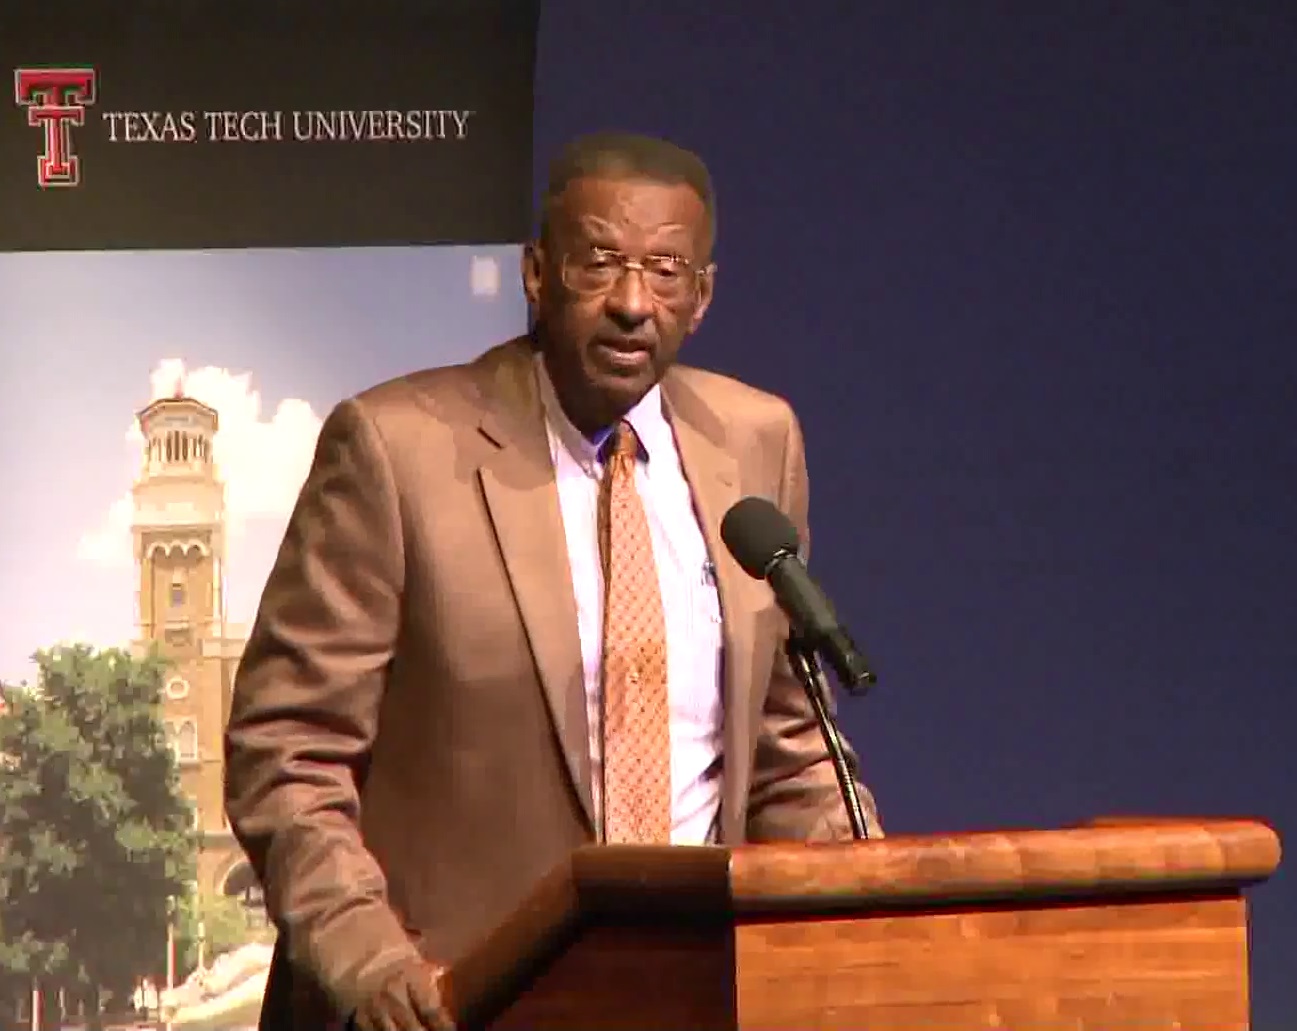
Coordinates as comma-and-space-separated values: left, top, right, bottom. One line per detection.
438, 817, 1280, 1031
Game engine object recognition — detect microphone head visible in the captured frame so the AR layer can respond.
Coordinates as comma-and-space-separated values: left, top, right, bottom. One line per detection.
720, 496, 801, 579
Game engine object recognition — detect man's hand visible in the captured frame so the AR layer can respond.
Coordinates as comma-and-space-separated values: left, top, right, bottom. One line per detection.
351, 959, 456, 1031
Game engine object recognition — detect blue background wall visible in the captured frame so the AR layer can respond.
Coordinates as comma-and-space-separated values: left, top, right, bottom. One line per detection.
533, 3, 1294, 1023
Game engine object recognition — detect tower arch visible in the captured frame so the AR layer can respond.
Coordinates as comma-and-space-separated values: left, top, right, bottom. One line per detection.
218, 859, 267, 926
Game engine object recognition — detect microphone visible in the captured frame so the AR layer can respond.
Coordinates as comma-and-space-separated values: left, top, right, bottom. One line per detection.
720, 495, 877, 841
720, 496, 876, 693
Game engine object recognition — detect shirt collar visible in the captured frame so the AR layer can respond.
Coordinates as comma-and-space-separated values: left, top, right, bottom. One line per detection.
534, 351, 672, 474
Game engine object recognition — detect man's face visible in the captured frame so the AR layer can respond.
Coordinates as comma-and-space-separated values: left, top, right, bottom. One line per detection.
522, 175, 715, 434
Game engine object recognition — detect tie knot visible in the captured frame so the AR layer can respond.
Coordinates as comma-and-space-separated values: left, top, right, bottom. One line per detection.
609, 421, 640, 462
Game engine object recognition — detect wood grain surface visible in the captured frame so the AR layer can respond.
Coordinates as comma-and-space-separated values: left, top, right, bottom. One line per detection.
442, 817, 1280, 1030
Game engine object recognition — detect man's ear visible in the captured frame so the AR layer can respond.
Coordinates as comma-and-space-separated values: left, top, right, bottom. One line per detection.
688, 264, 717, 333
521, 242, 543, 310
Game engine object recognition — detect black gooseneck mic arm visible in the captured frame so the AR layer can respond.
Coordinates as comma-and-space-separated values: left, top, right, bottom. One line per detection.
784, 636, 871, 841
718, 496, 877, 841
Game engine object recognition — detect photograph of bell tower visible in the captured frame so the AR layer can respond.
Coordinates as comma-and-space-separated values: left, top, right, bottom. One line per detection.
0, 236, 526, 1026
130, 387, 261, 913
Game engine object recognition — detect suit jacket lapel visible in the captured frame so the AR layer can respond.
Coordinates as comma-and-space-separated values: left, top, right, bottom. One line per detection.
474, 342, 596, 831
662, 372, 758, 845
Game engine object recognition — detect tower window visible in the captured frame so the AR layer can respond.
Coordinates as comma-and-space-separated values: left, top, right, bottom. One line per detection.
165, 677, 190, 700
177, 720, 197, 761
170, 583, 185, 609
167, 719, 198, 763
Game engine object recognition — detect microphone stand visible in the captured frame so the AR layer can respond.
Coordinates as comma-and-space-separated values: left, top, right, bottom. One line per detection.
784, 636, 871, 841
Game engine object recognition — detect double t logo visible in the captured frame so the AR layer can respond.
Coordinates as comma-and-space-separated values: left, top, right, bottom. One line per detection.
13, 68, 98, 188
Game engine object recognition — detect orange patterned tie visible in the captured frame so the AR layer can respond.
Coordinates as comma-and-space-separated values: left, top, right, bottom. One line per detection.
599, 421, 672, 844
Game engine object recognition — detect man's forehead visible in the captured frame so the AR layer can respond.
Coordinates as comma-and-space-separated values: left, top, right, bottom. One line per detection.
560, 175, 706, 233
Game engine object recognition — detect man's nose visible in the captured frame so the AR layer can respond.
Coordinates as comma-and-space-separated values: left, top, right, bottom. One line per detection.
604, 266, 654, 326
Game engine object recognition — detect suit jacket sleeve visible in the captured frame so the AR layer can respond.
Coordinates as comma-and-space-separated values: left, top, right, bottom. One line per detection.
223, 398, 419, 1016
743, 406, 884, 842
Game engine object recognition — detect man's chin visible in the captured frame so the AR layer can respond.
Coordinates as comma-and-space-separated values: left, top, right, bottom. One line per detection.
583, 365, 659, 424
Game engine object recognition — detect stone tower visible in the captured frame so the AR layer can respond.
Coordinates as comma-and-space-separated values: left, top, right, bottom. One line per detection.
130, 382, 258, 912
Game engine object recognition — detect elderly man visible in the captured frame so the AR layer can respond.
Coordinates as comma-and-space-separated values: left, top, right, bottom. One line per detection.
224, 131, 881, 1031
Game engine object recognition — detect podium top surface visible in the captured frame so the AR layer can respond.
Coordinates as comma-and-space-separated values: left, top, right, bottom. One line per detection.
732, 814, 1280, 913
552, 815, 1280, 916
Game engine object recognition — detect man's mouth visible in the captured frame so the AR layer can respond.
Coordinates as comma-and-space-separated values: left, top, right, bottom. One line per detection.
592, 337, 653, 372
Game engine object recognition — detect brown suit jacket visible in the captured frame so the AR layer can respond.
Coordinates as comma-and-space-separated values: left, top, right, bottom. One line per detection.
223, 336, 881, 1028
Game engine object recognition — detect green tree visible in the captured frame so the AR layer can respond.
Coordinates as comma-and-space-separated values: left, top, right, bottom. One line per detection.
0, 645, 195, 1024
174, 891, 272, 978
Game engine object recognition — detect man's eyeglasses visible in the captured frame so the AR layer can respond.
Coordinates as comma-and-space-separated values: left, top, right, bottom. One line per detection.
561, 247, 708, 304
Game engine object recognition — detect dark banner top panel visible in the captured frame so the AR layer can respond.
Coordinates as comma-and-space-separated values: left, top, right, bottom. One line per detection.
0, 2, 538, 251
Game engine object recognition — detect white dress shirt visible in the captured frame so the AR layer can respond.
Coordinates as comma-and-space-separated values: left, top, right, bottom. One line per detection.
536, 356, 724, 845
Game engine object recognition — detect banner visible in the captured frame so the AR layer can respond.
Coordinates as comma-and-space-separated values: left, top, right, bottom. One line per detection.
0, 4, 537, 1027
0, 1, 535, 249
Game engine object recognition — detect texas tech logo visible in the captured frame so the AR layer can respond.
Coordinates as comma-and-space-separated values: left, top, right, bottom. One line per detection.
13, 67, 97, 188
